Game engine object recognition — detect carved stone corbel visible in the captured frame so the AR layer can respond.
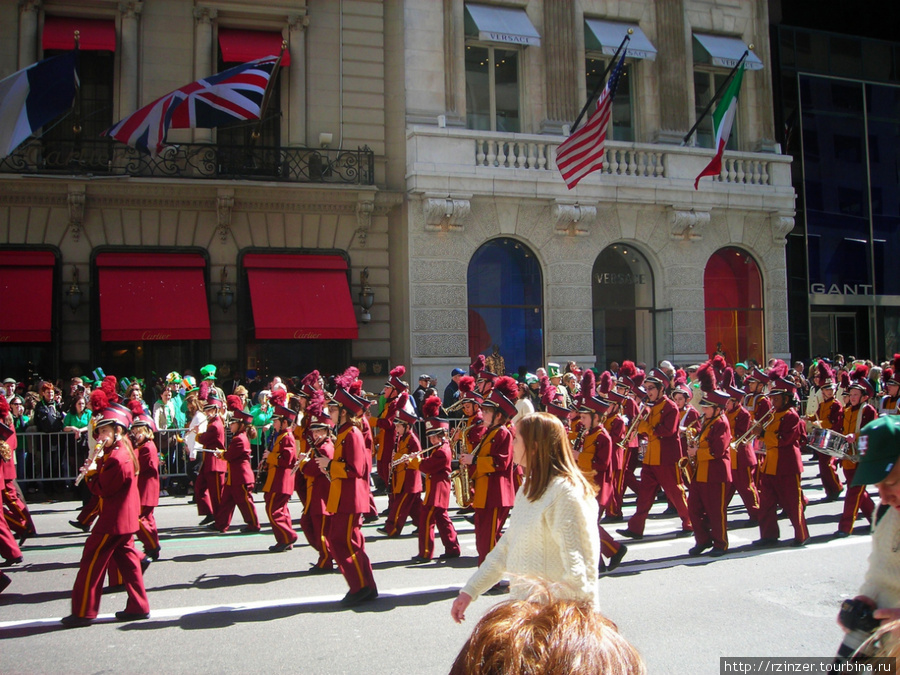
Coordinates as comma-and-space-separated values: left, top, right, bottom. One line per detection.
771, 213, 795, 245
423, 193, 471, 232
67, 184, 85, 242
216, 189, 234, 243
118, 1, 143, 18
193, 6, 217, 24
669, 207, 709, 241
553, 201, 595, 236
355, 198, 375, 247
287, 11, 309, 32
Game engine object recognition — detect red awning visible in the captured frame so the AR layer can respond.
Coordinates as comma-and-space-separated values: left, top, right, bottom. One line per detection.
218, 28, 290, 66
244, 254, 357, 340
0, 251, 55, 342
43, 16, 116, 52
96, 253, 211, 342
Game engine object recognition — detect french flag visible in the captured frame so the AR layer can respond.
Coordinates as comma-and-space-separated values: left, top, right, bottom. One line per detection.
0, 51, 78, 159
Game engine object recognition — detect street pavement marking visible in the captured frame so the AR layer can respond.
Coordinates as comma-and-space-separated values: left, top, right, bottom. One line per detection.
0, 582, 467, 630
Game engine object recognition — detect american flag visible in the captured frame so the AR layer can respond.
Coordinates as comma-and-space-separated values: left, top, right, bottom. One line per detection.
103, 56, 279, 155
555, 53, 626, 190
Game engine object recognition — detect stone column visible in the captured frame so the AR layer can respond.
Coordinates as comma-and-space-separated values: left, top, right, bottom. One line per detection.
654, 0, 690, 143
18, 0, 41, 69
118, 2, 142, 119
193, 7, 216, 143
286, 13, 308, 146
443, 0, 466, 124
540, 0, 576, 134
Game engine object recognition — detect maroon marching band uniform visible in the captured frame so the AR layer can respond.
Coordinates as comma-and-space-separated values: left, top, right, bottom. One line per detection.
299, 435, 335, 570
688, 412, 732, 552
616, 396, 642, 512
195, 414, 226, 517
578, 423, 623, 562
2, 426, 36, 539
725, 403, 760, 521
471, 423, 516, 565
215, 430, 260, 533
746, 392, 773, 488
135, 437, 161, 557
0, 457, 23, 565
383, 427, 423, 536
373, 401, 399, 509
325, 419, 377, 596
838, 401, 876, 534
292, 415, 312, 507
757, 404, 809, 544
813, 395, 845, 498
414, 438, 460, 559
604, 409, 628, 519
263, 428, 299, 547
68, 437, 149, 621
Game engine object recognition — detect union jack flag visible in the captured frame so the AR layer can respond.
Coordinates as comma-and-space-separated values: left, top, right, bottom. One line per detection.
103, 56, 279, 155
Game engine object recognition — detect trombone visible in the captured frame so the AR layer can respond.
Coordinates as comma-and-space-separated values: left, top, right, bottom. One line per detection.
729, 408, 775, 451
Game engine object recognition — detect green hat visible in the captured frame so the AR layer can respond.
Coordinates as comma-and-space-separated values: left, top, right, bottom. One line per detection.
525, 373, 538, 385
547, 363, 560, 378
735, 362, 748, 370
852, 415, 900, 486
201, 364, 217, 380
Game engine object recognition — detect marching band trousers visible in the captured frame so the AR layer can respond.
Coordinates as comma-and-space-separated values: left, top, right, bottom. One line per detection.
725, 466, 760, 521
474, 506, 510, 565
838, 466, 875, 534
3, 483, 36, 536
300, 510, 333, 569
758, 473, 809, 543
194, 470, 224, 517
264, 491, 297, 545
816, 452, 844, 497
419, 505, 460, 559
626, 464, 692, 536
0, 509, 22, 561
599, 525, 622, 560
75, 494, 100, 528
70, 531, 149, 620
608, 448, 640, 518
326, 512, 376, 594
689, 481, 729, 550
215, 482, 260, 532
136, 506, 160, 554
293, 472, 308, 509
384, 492, 422, 536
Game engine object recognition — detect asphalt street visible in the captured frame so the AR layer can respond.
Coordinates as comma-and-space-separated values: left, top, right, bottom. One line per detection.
0, 458, 877, 674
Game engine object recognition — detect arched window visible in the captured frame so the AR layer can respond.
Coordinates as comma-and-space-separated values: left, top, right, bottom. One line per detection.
468, 238, 543, 374
592, 245, 656, 370
704, 247, 764, 364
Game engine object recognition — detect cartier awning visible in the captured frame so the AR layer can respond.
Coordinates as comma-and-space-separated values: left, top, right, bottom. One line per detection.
0, 250, 55, 342
96, 253, 211, 342
693, 33, 764, 70
464, 3, 541, 47
244, 254, 357, 340
218, 28, 291, 66
43, 16, 116, 51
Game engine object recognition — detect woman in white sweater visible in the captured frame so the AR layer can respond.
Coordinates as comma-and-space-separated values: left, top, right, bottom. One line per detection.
451, 412, 601, 623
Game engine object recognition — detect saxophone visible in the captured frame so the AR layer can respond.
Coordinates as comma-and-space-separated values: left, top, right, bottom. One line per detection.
451, 427, 482, 509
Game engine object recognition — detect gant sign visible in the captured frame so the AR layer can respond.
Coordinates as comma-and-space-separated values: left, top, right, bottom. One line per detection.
809, 283, 873, 296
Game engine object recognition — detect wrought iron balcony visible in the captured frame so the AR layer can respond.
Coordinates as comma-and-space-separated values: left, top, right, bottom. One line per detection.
0, 138, 375, 185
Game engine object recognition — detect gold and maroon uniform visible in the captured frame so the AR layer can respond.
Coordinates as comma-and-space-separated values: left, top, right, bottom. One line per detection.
838, 401, 876, 534
215, 430, 260, 533
688, 413, 732, 552
1, 425, 35, 540
292, 414, 312, 506
757, 404, 808, 544
300, 435, 335, 570
725, 404, 759, 520
578, 423, 623, 563
813, 396, 844, 498
415, 438, 460, 559
135, 437, 161, 555
195, 414, 226, 517
471, 423, 516, 564
383, 427, 423, 536
263, 428, 298, 547
604, 412, 628, 519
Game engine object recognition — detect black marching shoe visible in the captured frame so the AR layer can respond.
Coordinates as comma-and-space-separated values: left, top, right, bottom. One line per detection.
752, 537, 779, 548
145, 547, 161, 561
115, 610, 150, 622
69, 520, 90, 532
791, 537, 809, 548
607, 544, 628, 571
363, 513, 379, 523
239, 526, 261, 534
688, 544, 711, 557
1, 556, 23, 567
140, 557, 151, 573
708, 547, 727, 558
410, 555, 430, 564
340, 586, 378, 607
268, 542, 294, 552
61, 614, 94, 628
616, 528, 643, 540
307, 564, 333, 575
198, 515, 215, 526
439, 550, 461, 560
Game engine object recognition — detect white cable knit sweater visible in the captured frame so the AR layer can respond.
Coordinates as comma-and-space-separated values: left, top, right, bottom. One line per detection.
461, 475, 601, 609
859, 506, 900, 608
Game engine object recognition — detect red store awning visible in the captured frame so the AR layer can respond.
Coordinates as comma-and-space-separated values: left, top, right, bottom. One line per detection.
96, 253, 211, 342
218, 28, 291, 66
244, 254, 357, 340
0, 250, 55, 342
43, 16, 116, 51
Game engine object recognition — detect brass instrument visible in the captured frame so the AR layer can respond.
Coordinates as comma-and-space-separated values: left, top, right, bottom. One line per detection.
75, 440, 106, 486
616, 404, 648, 449
451, 430, 488, 509
729, 408, 775, 451
390, 442, 441, 468
0, 440, 10, 462
443, 399, 466, 414
571, 427, 587, 454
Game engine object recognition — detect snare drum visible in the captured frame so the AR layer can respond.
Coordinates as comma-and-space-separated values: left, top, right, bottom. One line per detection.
806, 427, 850, 459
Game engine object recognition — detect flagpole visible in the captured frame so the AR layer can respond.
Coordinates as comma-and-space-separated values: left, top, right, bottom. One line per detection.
569, 31, 632, 134
72, 30, 82, 138
681, 48, 750, 146
250, 41, 287, 147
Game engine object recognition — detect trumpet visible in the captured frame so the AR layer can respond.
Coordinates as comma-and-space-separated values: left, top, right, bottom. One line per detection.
443, 399, 466, 415
174, 421, 203, 444
617, 404, 648, 449
391, 442, 441, 468
729, 408, 775, 451
75, 440, 106, 486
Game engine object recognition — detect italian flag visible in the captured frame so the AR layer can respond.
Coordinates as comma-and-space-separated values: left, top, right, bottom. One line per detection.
694, 63, 745, 189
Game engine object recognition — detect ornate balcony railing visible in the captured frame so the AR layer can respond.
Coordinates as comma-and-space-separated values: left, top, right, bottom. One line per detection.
0, 139, 375, 185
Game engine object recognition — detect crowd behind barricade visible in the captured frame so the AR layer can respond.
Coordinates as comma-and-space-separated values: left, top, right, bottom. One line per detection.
1, 352, 899, 668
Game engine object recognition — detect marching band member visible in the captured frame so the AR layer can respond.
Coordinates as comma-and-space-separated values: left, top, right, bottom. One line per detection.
213, 396, 261, 534
262, 403, 299, 552
451, 375, 486, 511
836, 372, 876, 537
613, 362, 643, 517
673, 377, 700, 464
194, 384, 225, 526
722, 371, 760, 523
62, 405, 149, 627
686, 380, 732, 557
810, 361, 845, 500
69, 390, 110, 533
127, 401, 161, 564
373, 366, 408, 514
618, 368, 692, 540
0, 397, 35, 545
601, 377, 629, 522
292, 372, 319, 508
380, 406, 423, 537
347, 373, 380, 523
0, 422, 23, 571
412, 396, 461, 562
878, 356, 900, 415
460, 376, 517, 565
317, 373, 378, 606
754, 374, 809, 547
299, 390, 335, 574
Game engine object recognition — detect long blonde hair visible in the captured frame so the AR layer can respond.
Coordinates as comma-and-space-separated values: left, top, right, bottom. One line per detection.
516, 413, 596, 502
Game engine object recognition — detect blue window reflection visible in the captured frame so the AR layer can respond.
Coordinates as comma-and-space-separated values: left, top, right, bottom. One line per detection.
468, 238, 543, 374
